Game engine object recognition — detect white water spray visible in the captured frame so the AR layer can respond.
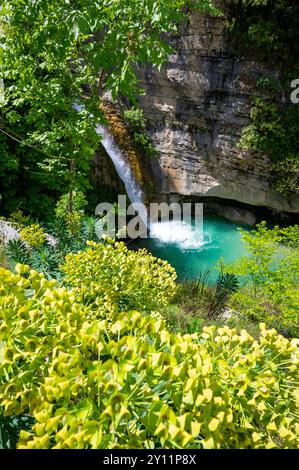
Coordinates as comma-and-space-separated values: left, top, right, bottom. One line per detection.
150, 220, 207, 250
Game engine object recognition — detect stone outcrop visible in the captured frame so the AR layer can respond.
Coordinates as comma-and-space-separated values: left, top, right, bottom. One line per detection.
137, 12, 299, 214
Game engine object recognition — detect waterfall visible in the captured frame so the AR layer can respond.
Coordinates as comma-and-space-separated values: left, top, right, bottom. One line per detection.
97, 128, 204, 246
95, 116, 204, 248
150, 220, 206, 250
73, 102, 147, 226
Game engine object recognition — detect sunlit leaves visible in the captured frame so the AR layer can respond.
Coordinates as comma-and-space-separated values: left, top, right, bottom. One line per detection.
19, 224, 46, 249
0, 1, 217, 194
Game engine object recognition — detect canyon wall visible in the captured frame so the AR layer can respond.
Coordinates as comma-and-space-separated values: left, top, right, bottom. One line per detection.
137, 12, 299, 215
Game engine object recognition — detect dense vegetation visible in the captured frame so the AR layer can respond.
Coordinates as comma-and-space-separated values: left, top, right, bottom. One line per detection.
1, 252, 298, 449
165, 223, 299, 338
0, 0, 298, 451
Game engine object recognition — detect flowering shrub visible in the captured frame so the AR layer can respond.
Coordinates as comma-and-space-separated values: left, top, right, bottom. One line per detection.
19, 224, 46, 248
0, 265, 298, 449
62, 239, 177, 313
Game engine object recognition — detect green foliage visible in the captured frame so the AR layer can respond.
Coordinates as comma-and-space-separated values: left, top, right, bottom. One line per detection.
62, 239, 177, 312
19, 224, 47, 249
3, 214, 107, 279
0, 245, 8, 269
5, 237, 62, 279
239, 98, 299, 194
215, 272, 239, 296
163, 279, 260, 339
162, 301, 213, 336
55, 191, 87, 219
272, 154, 299, 195
7, 210, 33, 227
239, 98, 296, 157
124, 107, 148, 130
247, 19, 278, 52
0, 265, 298, 449
0, 117, 64, 220
5, 239, 31, 266
164, 269, 239, 332
227, 222, 299, 337
123, 106, 155, 156
256, 76, 282, 96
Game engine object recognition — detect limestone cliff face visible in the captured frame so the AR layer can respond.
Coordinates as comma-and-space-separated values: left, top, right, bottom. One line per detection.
137, 13, 299, 214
